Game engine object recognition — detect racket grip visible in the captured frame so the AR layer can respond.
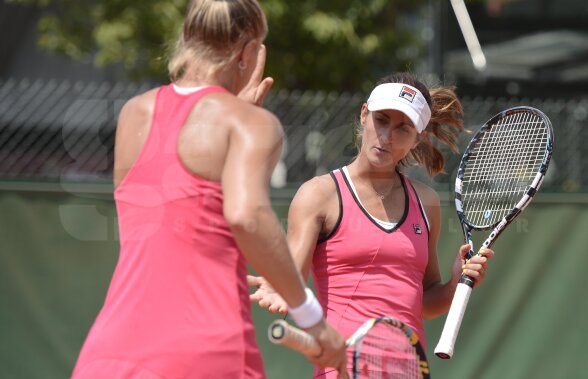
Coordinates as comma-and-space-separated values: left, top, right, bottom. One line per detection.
268, 319, 322, 357
434, 280, 474, 359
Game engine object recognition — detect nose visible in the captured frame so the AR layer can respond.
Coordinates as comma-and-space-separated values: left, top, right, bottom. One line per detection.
379, 126, 398, 144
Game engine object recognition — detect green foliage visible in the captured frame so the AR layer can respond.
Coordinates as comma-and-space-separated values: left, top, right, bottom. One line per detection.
13, 0, 427, 91
263, 0, 428, 91
13, 0, 184, 81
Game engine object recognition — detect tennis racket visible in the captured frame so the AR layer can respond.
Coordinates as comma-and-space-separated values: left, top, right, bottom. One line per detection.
434, 106, 554, 359
269, 316, 430, 379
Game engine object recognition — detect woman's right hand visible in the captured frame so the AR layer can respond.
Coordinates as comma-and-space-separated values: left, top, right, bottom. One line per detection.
304, 319, 349, 378
249, 276, 348, 375
248, 275, 288, 314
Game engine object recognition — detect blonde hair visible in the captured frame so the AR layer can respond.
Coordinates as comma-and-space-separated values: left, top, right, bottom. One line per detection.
355, 72, 465, 176
168, 0, 268, 81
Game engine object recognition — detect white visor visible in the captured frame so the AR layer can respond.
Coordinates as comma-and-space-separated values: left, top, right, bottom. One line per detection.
366, 83, 431, 133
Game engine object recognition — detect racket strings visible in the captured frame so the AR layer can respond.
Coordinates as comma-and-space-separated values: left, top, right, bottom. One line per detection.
356, 323, 420, 378
461, 112, 549, 227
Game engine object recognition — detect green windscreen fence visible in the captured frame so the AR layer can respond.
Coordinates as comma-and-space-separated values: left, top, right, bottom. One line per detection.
1, 188, 586, 379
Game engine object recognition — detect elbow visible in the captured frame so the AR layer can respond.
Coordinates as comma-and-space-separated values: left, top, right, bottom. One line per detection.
422, 310, 436, 321
224, 209, 259, 233
422, 303, 444, 320
224, 205, 266, 235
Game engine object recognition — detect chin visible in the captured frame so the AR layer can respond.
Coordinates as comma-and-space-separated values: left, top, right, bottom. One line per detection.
367, 156, 396, 169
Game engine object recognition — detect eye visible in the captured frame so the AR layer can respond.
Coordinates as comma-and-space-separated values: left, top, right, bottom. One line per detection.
374, 116, 388, 126
398, 123, 411, 133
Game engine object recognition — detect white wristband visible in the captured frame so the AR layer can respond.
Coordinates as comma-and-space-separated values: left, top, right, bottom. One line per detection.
288, 288, 324, 328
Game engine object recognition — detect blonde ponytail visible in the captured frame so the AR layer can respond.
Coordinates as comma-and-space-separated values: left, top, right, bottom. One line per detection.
168, 0, 267, 81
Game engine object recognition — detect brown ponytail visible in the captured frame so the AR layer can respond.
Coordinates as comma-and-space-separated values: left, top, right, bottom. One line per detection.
409, 85, 465, 176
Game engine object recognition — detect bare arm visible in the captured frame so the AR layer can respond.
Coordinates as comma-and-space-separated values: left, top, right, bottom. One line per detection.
419, 184, 494, 319
248, 175, 333, 314
287, 176, 333, 281
421, 188, 457, 319
221, 108, 307, 308
221, 107, 347, 372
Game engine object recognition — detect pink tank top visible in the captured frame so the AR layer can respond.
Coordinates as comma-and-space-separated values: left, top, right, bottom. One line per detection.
312, 168, 429, 367
72, 85, 265, 379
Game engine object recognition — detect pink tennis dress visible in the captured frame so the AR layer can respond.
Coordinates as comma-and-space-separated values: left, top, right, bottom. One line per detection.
312, 168, 430, 378
71, 85, 266, 379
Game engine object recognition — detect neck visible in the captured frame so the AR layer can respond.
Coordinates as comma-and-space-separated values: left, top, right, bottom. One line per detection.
179, 64, 239, 94
347, 160, 401, 199
351, 154, 399, 182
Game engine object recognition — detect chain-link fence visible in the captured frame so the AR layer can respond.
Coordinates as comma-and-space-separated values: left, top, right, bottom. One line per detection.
0, 77, 585, 192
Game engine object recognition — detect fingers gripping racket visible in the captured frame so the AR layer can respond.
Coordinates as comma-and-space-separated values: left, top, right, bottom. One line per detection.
269, 317, 430, 379
434, 106, 554, 359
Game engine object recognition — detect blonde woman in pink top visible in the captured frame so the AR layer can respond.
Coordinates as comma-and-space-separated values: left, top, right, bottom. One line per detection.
250, 72, 495, 377
71, 1, 348, 378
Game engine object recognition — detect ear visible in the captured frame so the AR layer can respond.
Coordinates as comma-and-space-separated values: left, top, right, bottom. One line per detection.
360, 103, 369, 126
239, 38, 260, 66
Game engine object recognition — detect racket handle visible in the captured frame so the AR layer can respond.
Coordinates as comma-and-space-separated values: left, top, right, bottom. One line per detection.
434, 279, 474, 359
268, 319, 322, 357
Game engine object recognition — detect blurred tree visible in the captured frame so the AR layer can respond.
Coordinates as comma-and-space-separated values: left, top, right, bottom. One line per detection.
14, 0, 427, 91
263, 0, 427, 91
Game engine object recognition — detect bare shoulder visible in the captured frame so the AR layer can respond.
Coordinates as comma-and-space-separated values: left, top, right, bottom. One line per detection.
195, 92, 280, 129
187, 92, 283, 154
118, 88, 159, 124
409, 178, 441, 208
290, 173, 337, 218
295, 174, 337, 204
113, 87, 159, 186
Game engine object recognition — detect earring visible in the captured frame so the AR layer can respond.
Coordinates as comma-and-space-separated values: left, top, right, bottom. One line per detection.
238, 61, 247, 72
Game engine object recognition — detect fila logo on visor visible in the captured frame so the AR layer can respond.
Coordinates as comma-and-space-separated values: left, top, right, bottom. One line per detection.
399, 86, 416, 103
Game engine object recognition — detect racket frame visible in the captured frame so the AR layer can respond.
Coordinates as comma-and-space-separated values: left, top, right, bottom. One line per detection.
457, 106, 553, 259
269, 316, 430, 379
435, 106, 554, 359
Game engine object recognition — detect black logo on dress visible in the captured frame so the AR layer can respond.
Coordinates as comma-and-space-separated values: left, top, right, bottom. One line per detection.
413, 224, 422, 234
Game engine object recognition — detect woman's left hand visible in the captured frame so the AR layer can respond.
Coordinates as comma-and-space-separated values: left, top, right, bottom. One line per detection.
452, 244, 495, 287
238, 44, 274, 106
248, 275, 289, 314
